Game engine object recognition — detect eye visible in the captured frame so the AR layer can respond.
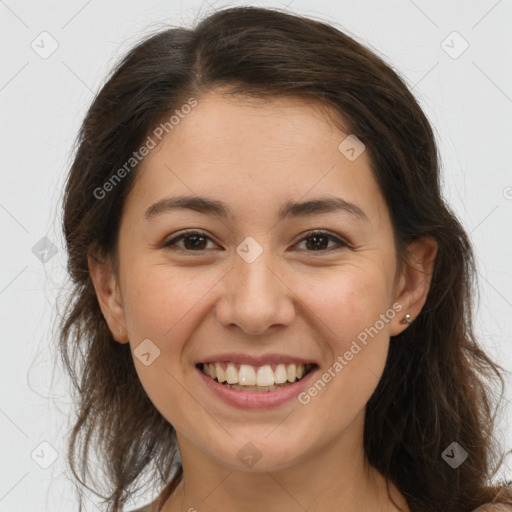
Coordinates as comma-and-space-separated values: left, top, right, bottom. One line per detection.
162, 230, 218, 252
162, 229, 349, 253
294, 230, 349, 252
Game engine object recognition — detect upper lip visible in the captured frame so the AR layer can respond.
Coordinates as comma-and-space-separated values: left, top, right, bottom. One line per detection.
196, 353, 318, 367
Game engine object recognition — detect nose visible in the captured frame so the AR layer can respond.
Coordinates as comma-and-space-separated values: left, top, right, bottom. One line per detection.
215, 248, 296, 335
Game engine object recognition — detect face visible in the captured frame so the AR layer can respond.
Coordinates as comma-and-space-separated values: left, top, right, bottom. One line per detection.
91, 89, 434, 474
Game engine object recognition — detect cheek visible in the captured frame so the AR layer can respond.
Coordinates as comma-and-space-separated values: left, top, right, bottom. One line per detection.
299, 265, 393, 409
305, 263, 393, 346
122, 264, 220, 344
120, 264, 216, 430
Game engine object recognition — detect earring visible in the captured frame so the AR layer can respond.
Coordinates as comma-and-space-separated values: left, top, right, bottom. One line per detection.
400, 313, 412, 325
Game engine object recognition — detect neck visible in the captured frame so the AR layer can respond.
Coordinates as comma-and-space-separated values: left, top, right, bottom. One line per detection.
161, 411, 409, 512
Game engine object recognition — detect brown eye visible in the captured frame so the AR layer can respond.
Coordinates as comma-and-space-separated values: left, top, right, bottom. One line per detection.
296, 231, 348, 252
163, 231, 216, 251
162, 229, 349, 254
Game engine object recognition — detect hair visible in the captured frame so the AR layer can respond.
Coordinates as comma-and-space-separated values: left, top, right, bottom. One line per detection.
58, 5, 512, 512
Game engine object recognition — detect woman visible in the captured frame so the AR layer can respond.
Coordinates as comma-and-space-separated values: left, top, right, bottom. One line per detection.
59, 6, 512, 512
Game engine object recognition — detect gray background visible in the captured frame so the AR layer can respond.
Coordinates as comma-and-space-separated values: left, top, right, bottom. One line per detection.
0, 0, 511, 510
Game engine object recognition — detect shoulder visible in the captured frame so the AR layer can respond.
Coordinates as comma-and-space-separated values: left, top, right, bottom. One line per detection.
128, 505, 154, 512
473, 505, 512, 512
130, 502, 512, 512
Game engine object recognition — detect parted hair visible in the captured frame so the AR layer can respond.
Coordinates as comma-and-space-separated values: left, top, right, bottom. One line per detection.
59, 6, 512, 511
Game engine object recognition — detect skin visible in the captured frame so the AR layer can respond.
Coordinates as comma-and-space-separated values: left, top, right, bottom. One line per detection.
89, 89, 437, 512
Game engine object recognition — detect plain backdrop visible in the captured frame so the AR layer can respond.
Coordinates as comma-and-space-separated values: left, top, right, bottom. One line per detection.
0, 0, 511, 510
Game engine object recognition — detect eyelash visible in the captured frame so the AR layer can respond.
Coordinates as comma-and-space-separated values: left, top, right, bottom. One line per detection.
162, 229, 349, 254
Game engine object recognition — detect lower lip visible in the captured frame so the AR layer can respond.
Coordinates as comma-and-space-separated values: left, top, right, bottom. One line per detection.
196, 365, 319, 410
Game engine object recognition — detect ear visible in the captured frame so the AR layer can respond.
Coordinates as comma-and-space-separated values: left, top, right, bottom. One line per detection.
88, 250, 129, 344
390, 236, 438, 336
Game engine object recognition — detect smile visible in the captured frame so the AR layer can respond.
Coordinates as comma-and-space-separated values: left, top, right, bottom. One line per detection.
198, 362, 316, 392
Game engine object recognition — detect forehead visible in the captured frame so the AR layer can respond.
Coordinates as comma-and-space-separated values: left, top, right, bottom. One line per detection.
127, 90, 388, 226
165, 90, 347, 157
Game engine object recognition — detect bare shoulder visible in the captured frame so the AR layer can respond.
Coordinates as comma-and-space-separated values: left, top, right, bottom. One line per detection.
128, 504, 154, 512
473, 504, 512, 512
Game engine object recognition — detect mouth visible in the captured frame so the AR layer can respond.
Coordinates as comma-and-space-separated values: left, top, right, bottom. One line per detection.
196, 361, 317, 393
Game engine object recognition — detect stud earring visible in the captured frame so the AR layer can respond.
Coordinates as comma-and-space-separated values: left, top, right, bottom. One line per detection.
400, 313, 412, 325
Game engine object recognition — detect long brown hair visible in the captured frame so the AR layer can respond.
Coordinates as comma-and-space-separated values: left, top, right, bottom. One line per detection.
58, 6, 512, 511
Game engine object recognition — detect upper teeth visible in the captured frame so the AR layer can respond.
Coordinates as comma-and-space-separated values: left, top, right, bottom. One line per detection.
201, 362, 313, 386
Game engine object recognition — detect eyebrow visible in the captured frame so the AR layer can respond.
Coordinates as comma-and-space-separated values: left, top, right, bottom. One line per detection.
144, 195, 369, 222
